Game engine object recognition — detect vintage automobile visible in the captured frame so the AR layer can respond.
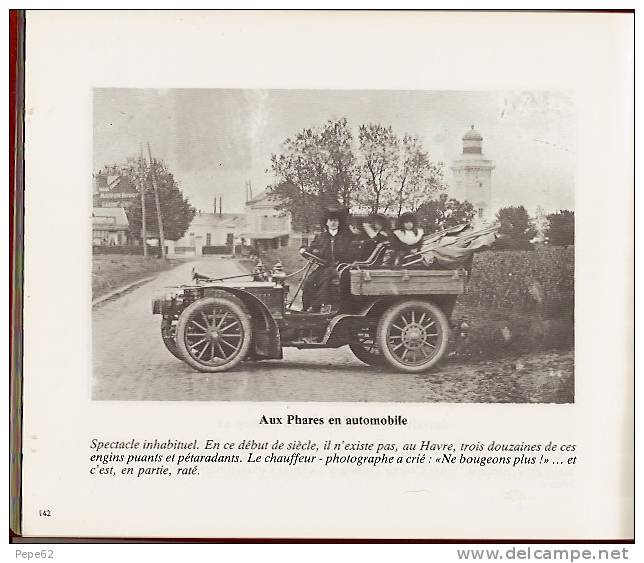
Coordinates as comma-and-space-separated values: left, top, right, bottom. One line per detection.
152, 244, 468, 374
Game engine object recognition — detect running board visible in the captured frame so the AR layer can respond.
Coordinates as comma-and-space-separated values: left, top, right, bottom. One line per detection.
288, 313, 373, 348
290, 342, 345, 349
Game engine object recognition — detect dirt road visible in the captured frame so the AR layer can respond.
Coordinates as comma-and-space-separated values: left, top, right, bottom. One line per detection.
92, 257, 573, 403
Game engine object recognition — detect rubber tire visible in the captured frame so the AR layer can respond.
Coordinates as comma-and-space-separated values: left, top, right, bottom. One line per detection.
176, 297, 252, 373
161, 317, 182, 360
376, 300, 450, 374
349, 328, 386, 367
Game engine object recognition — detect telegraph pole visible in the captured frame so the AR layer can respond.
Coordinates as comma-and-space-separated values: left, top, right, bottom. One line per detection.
138, 145, 147, 257
147, 142, 166, 260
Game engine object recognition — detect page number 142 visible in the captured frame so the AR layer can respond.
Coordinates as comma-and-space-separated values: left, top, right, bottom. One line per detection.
38, 509, 51, 517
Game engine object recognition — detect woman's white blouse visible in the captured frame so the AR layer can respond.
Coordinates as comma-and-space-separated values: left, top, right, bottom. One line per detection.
394, 228, 424, 246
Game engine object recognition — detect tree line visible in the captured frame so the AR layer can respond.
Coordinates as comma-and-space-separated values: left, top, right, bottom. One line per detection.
268, 118, 446, 232
95, 116, 573, 251
267, 117, 574, 247
496, 206, 574, 249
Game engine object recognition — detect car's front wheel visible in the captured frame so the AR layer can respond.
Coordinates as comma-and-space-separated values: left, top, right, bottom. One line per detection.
175, 296, 252, 372
161, 316, 182, 360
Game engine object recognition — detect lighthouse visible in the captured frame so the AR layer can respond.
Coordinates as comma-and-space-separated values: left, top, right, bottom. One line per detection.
449, 125, 495, 223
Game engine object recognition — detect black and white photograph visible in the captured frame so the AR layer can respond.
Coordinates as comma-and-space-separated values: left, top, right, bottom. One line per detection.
16, 9, 634, 544
92, 88, 575, 402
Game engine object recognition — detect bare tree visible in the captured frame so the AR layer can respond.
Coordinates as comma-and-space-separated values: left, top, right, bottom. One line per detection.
269, 119, 359, 231
357, 123, 399, 214
320, 118, 357, 208
394, 135, 445, 216
269, 118, 445, 222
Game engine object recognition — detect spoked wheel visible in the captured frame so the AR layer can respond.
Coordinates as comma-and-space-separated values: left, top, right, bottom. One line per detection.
161, 317, 182, 360
376, 300, 450, 373
175, 297, 252, 373
349, 327, 386, 367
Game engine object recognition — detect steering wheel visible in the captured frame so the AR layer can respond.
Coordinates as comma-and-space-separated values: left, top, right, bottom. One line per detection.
299, 249, 328, 267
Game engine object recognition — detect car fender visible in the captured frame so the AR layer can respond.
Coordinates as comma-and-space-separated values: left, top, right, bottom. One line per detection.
324, 294, 456, 346
321, 299, 384, 346
362, 295, 457, 320
201, 286, 282, 359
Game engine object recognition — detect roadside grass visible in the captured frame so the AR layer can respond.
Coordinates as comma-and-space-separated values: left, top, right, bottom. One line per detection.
92, 254, 180, 298
259, 245, 574, 360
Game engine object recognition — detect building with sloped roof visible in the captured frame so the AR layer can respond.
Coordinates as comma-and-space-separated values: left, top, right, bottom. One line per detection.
242, 190, 293, 251
92, 207, 130, 246
169, 210, 246, 256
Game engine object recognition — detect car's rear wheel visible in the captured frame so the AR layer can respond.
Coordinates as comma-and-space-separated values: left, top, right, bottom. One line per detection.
161, 317, 182, 360
376, 300, 450, 373
349, 327, 386, 367
176, 297, 252, 372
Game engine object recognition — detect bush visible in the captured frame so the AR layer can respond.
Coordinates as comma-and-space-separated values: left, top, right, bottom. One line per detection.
462, 246, 574, 319
491, 237, 534, 251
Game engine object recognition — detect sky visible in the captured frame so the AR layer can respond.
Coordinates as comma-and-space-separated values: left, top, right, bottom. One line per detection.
93, 88, 575, 215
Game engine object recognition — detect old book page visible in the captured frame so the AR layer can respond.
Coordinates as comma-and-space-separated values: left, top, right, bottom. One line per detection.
19, 10, 633, 540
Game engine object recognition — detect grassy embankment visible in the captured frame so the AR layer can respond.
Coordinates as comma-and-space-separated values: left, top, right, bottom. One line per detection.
93, 255, 180, 299
259, 245, 574, 360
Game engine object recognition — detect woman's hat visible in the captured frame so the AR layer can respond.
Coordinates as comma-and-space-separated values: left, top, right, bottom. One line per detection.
321, 205, 348, 226
398, 211, 417, 228
368, 213, 389, 227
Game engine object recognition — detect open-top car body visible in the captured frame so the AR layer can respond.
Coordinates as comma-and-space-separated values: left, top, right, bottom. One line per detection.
152, 244, 468, 374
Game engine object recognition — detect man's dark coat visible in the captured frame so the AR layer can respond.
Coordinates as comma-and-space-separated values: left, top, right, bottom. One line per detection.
301, 228, 355, 311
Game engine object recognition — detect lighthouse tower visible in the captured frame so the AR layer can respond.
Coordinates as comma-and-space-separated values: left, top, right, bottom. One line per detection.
449, 125, 495, 223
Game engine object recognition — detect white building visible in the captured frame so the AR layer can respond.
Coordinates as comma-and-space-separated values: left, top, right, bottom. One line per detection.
242, 190, 293, 251
450, 126, 495, 222
169, 211, 245, 256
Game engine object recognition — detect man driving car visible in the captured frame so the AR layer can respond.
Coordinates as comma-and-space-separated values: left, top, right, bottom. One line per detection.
300, 206, 355, 313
